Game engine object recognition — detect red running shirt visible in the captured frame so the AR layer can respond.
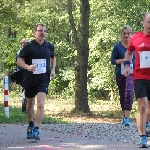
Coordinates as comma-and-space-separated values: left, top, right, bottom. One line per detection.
128, 32, 150, 80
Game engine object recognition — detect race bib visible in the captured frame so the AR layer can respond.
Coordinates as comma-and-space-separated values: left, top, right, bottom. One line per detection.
121, 63, 133, 75
140, 51, 150, 68
32, 59, 46, 74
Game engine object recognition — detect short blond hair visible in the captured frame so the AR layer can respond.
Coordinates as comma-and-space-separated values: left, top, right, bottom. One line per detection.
121, 25, 132, 34
120, 25, 132, 41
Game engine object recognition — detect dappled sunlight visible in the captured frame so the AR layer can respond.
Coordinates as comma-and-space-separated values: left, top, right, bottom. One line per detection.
43, 99, 137, 123
0, 93, 137, 124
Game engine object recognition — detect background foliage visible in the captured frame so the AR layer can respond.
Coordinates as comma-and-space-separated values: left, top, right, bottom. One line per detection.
0, 0, 149, 102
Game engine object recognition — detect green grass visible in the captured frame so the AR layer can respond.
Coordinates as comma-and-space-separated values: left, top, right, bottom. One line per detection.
0, 103, 69, 124
0, 92, 138, 124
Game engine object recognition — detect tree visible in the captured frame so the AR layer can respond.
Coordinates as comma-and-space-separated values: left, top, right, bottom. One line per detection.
1, 0, 150, 105
67, 0, 90, 113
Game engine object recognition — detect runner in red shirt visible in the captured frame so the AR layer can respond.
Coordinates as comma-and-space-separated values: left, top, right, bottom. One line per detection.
124, 12, 150, 148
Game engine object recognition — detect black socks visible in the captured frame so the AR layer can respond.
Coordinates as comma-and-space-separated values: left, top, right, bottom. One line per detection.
34, 126, 39, 131
29, 121, 34, 128
29, 121, 39, 130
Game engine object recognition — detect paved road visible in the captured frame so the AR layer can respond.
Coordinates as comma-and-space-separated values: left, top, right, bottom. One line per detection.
0, 124, 147, 150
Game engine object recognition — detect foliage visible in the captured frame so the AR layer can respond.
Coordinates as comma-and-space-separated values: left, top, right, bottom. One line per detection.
88, 0, 149, 100
0, 0, 149, 101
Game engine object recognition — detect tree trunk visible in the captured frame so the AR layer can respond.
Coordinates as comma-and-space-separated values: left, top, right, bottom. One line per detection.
68, 0, 90, 113
75, 56, 89, 112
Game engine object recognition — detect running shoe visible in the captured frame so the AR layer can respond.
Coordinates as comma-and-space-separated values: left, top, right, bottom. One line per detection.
121, 116, 125, 126
146, 122, 150, 137
122, 117, 131, 126
139, 136, 148, 148
27, 126, 34, 139
122, 120, 125, 126
33, 129, 40, 140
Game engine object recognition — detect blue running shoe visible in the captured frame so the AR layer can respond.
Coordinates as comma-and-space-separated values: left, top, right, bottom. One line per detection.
27, 126, 34, 139
122, 120, 125, 126
121, 116, 125, 126
139, 136, 148, 148
124, 117, 131, 126
146, 122, 150, 137
146, 122, 150, 128
33, 129, 40, 140
122, 117, 131, 126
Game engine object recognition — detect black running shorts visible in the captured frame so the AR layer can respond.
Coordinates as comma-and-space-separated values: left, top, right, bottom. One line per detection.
134, 79, 150, 100
24, 71, 50, 98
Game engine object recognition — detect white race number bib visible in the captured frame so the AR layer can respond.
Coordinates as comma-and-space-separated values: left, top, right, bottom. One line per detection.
121, 63, 133, 75
32, 59, 46, 74
139, 51, 150, 68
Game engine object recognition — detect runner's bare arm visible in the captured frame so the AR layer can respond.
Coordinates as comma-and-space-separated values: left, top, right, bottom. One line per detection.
17, 57, 35, 72
124, 50, 133, 62
50, 56, 56, 79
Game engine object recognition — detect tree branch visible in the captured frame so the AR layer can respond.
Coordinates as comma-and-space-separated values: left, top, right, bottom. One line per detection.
67, 0, 82, 55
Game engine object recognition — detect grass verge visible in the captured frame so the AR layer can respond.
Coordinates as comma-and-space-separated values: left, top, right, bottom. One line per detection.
0, 93, 137, 124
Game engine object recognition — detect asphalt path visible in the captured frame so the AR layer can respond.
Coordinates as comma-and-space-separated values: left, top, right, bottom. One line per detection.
0, 124, 146, 150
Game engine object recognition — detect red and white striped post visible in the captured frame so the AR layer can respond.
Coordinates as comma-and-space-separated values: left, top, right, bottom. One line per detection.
4, 75, 9, 118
